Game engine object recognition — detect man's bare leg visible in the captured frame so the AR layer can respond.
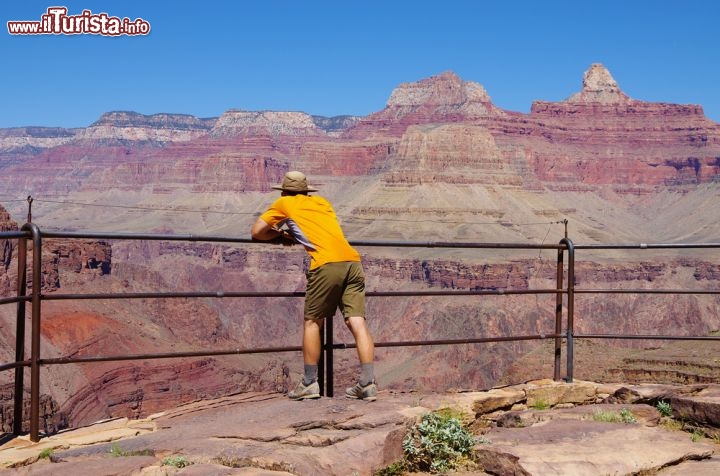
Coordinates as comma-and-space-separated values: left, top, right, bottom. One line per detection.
287, 318, 324, 399
344, 316, 377, 400
345, 316, 374, 363
303, 318, 324, 365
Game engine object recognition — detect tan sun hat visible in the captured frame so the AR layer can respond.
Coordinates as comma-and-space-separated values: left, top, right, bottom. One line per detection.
271, 171, 318, 192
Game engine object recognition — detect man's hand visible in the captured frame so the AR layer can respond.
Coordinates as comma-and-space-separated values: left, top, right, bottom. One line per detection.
269, 228, 296, 246
251, 218, 296, 246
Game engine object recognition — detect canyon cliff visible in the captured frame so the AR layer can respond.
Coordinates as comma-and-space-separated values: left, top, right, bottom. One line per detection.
0, 63, 719, 433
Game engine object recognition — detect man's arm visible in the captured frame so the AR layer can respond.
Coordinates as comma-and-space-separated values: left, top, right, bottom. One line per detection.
251, 217, 281, 241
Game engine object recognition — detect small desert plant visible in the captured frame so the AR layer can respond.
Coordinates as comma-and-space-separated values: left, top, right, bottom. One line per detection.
619, 408, 637, 424
529, 398, 551, 410
108, 443, 154, 457
593, 409, 616, 422
38, 448, 54, 459
662, 418, 711, 443
660, 418, 684, 431
374, 461, 405, 476
401, 411, 479, 474
656, 400, 672, 417
434, 406, 472, 424
162, 455, 191, 468
108, 443, 126, 457
593, 408, 637, 424
215, 456, 242, 468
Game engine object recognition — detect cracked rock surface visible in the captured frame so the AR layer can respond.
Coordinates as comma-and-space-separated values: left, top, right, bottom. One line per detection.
2, 381, 720, 475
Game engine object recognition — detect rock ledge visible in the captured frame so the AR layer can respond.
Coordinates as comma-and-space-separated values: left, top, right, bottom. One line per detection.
2, 380, 719, 475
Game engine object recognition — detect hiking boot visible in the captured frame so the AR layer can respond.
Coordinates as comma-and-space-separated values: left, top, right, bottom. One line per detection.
345, 381, 377, 401
287, 380, 320, 400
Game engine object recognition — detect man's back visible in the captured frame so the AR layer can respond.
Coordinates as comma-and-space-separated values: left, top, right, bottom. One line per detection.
259, 194, 360, 269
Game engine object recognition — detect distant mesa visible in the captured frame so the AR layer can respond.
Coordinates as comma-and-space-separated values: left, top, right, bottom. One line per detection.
90, 111, 216, 130
211, 110, 324, 137
386, 71, 493, 107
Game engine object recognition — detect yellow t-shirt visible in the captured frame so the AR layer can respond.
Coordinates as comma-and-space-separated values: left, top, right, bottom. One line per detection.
259, 195, 360, 270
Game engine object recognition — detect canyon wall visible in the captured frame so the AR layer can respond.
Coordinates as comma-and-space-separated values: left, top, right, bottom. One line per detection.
1, 228, 717, 432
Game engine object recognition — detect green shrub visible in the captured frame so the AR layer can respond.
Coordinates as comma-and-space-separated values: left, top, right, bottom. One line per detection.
593, 408, 637, 424
107, 443, 154, 457
374, 460, 406, 476
619, 408, 637, 424
108, 443, 126, 457
401, 412, 478, 474
38, 448, 54, 459
530, 398, 551, 410
162, 455, 191, 468
593, 409, 615, 422
656, 400, 672, 417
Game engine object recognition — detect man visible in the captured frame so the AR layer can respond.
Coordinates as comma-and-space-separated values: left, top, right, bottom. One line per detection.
250, 171, 377, 401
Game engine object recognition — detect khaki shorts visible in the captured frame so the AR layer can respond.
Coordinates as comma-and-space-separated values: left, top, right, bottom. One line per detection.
304, 261, 366, 320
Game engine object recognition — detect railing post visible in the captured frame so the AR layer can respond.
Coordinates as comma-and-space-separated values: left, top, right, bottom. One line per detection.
324, 315, 334, 397
317, 322, 325, 396
13, 230, 28, 435
554, 242, 565, 381
22, 223, 42, 442
561, 237, 575, 382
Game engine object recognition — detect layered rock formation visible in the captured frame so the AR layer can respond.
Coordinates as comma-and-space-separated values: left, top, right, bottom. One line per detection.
528, 64, 720, 187
0, 127, 78, 156
0, 207, 18, 297
345, 71, 502, 139
2, 233, 715, 433
211, 110, 325, 137
383, 123, 525, 186
2, 64, 718, 206
79, 111, 216, 142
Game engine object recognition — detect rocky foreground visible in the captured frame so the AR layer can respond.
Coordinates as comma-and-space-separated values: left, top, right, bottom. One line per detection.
1, 380, 720, 475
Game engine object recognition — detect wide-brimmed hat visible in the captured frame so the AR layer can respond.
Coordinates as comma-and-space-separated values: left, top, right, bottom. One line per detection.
271, 171, 318, 192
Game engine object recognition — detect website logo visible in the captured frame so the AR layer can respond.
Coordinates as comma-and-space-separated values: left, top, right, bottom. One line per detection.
7, 7, 151, 36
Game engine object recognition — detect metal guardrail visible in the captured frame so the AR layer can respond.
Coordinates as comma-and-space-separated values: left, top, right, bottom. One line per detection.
1, 224, 718, 442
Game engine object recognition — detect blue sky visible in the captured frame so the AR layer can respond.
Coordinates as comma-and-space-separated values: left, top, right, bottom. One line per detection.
2, 1, 719, 128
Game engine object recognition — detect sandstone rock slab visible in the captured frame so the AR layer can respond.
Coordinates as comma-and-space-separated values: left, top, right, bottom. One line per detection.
2, 384, 720, 475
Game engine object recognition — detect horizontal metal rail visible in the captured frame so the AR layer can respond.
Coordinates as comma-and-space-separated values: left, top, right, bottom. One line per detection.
575, 243, 720, 250
43, 291, 307, 300
33, 334, 564, 370
0, 360, 29, 372
40, 288, 565, 301
41, 230, 567, 250
575, 289, 718, 295
0, 231, 28, 240
370, 289, 562, 296
39, 345, 304, 365
36, 333, 563, 367
372, 333, 562, 348
0, 296, 29, 305
576, 334, 720, 341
